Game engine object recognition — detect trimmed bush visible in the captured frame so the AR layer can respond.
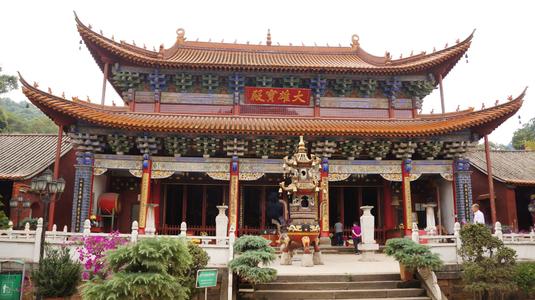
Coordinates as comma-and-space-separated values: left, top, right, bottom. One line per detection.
185, 241, 209, 297
513, 262, 535, 295
229, 235, 277, 286
384, 238, 443, 271
459, 224, 517, 299
82, 238, 193, 300
32, 247, 82, 297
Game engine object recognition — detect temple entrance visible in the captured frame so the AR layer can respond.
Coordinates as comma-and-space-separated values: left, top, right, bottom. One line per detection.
161, 183, 225, 235
516, 187, 535, 231
240, 184, 279, 234
329, 175, 383, 243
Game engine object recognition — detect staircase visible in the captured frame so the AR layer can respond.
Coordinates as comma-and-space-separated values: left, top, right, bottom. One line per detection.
239, 273, 430, 300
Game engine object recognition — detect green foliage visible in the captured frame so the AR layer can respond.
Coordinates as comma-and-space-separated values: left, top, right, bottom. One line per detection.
513, 262, 535, 294
0, 98, 57, 133
0, 195, 9, 229
82, 238, 193, 300
512, 117, 535, 149
0, 67, 18, 94
32, 247, 82, 297
459, 224, 517, 297
184, 242, 209, 297
19, 217, 38, 230
384, 238, 443, 271
229, 235, 277, 285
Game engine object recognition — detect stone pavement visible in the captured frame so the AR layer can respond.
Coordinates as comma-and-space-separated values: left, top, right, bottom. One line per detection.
272, 253, 400, 275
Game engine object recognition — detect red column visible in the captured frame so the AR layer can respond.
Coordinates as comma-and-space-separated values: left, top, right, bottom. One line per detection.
401, 159, 413, 235
152, 180, 161, 230
438, 73, 445, 114
484, 135, 497, 224
228, 157, 239, 234
383, 180, 394, 230
319, 158, 330, 238
48, 125, 63, 230
388, 98, 394, 118
138, 155, 152, 234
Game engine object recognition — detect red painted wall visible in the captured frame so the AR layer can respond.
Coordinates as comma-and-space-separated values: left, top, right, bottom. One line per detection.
471, 166, 518, 231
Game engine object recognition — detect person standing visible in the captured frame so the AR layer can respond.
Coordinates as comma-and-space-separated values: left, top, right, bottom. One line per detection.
334, 219, 344, 246
472, 203, 485, 225
351, 221, 361, 254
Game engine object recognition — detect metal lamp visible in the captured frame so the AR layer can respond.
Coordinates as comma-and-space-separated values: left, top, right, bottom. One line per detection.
42, 169, 53, 185
9, 198, 18, 208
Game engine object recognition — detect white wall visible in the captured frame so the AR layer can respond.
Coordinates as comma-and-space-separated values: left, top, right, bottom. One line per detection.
92, 174, 108, 215
439, 178, 455, 234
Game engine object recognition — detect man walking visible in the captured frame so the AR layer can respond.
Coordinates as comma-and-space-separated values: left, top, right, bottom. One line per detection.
334, 219, 344, 246
472, 203, 485, 225
351, 221, 361, 254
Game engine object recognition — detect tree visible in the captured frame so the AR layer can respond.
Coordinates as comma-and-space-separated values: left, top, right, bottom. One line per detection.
459, 224, 517, 299
229, 235, 277, 286
32, 246, 82, 298
82, 238, 194, 300
0, 67, 18, 94
512, 117, 535, 149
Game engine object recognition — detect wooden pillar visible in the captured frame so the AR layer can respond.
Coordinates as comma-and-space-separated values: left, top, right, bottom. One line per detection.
201, 186, 207, 228
229, 157, 239, 234
260, 186, 266, 230
401, 159, 413, 235
438, 73, 445, 114
388, 97, 394, 118
338, 188, 344, 226
152, 180, 161, 230
504, 187, 517, 232
101, 61, 110, 105
319, 158, 330, 238
181, 185, 187, 222
48, 125, 63, 230
138, 155, 152, 234
411, 98, 418, 118
383, 180, 394, 229
435, 182, 443, 234
484, 135, 497, 224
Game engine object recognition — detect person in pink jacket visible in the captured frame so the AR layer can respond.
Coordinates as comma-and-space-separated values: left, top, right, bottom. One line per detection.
351, 221, 362, 254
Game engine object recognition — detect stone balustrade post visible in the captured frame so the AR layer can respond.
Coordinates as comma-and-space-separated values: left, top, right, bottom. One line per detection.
180, 221, 187, 238
227, 225, 236, 300
495, 222, 503, 241
412, 222, 420, 243
7, 221, 13, 239
52, 224, 57, 241
530, 228, 535, 242
33, 218, 43, 263
24, 222, 31, 239
131, 221, 139, 243
453, 222, 462, 264
83, 219, 91, 237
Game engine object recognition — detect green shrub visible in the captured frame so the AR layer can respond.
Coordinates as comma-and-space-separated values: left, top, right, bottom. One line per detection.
185, 241, 209, 297
229, 235, 277, 286
82, 238, 193, 300
32, 247, 82, 297
513, 262, 535, 295
459, 224, 517, 298
384, 238, 443, 271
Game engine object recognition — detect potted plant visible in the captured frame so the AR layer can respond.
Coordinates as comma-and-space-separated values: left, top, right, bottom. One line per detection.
385, 238, 443, 281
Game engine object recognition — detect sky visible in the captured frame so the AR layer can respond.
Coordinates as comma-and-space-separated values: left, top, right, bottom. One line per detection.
1, 0, 533, 145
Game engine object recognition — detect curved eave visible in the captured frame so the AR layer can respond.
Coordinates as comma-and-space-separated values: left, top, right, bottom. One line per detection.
20, 75, 524, 138
75, 13, 471, 79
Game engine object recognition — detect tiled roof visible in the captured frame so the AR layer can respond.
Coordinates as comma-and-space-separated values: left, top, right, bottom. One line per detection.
20, 76, 525, 138
467, 150, 535, 186
0, 134, 71, 180
76, 13, 472, 76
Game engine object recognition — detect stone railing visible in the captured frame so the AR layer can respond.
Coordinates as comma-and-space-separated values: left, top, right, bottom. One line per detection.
412, 222, 535, 264
0, 219, 235, 266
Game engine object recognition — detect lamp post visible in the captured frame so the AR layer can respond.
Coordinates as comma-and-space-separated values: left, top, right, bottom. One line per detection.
9, 193, 31, 228
30, 169, 65, 262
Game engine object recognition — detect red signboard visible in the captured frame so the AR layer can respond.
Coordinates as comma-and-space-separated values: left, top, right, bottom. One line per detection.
244, 87, 311, 106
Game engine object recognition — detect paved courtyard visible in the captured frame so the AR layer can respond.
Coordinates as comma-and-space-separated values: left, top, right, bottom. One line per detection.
272, 253, 400, 275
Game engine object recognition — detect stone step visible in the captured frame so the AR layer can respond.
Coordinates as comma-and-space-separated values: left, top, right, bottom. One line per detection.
239, 288, 427, 299
254, 280, 417, 290
273, 273, 401, 283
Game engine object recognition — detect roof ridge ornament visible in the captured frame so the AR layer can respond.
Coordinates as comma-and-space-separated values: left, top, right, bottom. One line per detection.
351, 34, 359, 50
176, 28, 186, 45
266, 29, 272, 46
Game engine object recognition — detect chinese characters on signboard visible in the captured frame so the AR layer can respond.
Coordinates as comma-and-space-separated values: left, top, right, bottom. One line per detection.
244, 87, 311, 105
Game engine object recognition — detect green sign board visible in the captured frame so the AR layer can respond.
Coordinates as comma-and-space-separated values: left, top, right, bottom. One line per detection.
196, 269, 218, 288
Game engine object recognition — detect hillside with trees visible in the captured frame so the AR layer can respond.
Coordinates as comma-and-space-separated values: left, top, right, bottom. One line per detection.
0, 68, 57, 134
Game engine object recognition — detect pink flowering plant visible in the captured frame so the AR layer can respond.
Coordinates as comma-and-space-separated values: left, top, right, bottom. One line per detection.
76, 231, 127, 280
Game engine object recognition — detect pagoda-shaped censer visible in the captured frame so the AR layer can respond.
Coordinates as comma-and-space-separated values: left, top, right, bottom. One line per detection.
279, 136, 324, 267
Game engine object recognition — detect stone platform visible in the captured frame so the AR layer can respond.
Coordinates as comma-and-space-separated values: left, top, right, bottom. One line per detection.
272, 253, 400, 276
